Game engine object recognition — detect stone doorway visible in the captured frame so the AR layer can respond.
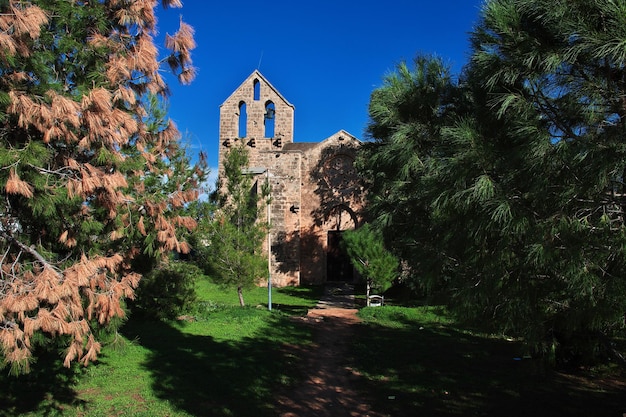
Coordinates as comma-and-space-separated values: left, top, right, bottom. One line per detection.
326, 230, 353, 282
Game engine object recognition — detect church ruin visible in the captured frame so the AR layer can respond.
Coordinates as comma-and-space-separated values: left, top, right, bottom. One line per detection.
217, 70, 365, 286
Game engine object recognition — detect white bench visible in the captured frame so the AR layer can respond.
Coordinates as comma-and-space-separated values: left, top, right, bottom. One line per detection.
368, 294, 384, 307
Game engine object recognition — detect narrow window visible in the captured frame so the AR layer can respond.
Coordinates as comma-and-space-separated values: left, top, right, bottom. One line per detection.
264, 101, 275, 138
253, 79, 260, 101
238, 101, 247, 138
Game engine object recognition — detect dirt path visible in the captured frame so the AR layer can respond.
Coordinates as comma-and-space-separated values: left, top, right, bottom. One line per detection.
275, 286, 387, 417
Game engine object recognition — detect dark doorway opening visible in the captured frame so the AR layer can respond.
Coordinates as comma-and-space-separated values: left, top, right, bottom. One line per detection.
327, 230, 353, 282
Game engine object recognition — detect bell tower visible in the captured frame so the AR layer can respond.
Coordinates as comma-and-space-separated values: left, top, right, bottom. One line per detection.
218, 70, 295, 169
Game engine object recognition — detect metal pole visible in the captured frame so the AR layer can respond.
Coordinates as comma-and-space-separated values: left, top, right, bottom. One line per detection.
267, 169, 272, 311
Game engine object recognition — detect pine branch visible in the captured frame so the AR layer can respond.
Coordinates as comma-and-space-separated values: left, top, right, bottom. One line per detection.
0, 229, 62, 277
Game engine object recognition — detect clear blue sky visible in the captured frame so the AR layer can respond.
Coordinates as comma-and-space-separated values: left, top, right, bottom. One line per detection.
155, 1, 486, 176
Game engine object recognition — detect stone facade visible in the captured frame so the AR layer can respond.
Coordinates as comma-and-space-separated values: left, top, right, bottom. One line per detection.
218, 71, 365, 286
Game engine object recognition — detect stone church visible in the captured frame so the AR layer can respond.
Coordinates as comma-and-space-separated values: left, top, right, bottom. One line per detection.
217, 70, 365, 286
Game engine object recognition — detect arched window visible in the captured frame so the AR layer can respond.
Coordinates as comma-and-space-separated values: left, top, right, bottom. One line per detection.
238, 101, 247, 138
253, 79, 260, 101
264, 101, 275, 138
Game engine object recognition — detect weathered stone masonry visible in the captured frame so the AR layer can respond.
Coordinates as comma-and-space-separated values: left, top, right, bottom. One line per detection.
218, 70, 364, 286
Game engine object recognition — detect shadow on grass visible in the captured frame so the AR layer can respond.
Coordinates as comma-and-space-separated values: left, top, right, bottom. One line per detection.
268, 285, 324, 316
276, 285, 324, 304
0, 348, 86, 417
270, 303, 311, 316
351, 317, 626, 417
120, 311, 311, 417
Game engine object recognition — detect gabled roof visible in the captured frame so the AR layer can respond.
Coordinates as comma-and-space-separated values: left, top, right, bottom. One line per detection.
282, 130, 361, 152
317, 130, 361, 146
220, 70, 295, 109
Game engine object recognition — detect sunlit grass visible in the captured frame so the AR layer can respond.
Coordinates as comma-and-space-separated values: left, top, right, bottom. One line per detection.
71, 336, 178, 417
0, 277, 322, 417
357, 305, 453, 328
194, 278, 322, 311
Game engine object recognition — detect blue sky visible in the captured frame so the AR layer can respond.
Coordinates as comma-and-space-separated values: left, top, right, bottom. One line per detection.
155, 1, 486, 176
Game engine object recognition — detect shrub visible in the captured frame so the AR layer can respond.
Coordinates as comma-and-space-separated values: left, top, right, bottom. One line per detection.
131, 261, 200, 320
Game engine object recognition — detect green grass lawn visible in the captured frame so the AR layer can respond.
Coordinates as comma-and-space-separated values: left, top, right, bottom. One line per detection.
353, 305, 626, 417
1, 280, 624, 417
0, 280, 323, 417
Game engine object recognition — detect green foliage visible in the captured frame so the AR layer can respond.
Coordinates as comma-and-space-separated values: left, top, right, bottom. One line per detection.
130, 261, 200, 321
342, 224, 399, 293
357, 55, 461, 286
359, 0, 626, 366
198, 142, 269, 306
0, 0, 201, 372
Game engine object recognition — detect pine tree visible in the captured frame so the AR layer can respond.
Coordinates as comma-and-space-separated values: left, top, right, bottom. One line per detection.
0, 0, 199, 373
360, 0, 626, 365
357, 55, 461, 289
203, 142, 268, 307
341, 224, 399, 305
452, 0, 626, 364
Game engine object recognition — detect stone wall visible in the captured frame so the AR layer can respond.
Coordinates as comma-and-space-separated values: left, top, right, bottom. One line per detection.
218, 70, 294, 165
297, 132, 364, 284
255, 150, 302, 286
217, 71, 364, 286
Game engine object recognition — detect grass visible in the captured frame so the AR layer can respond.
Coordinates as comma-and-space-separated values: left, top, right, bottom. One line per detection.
352, 305, 626, 417
194, 280, 323, 317
0, 280, 323, 417
1, 280, 624, 416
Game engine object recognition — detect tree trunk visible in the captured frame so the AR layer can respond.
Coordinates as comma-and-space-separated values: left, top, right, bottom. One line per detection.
366, 279, 371, 307
237, 285, 245, 307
